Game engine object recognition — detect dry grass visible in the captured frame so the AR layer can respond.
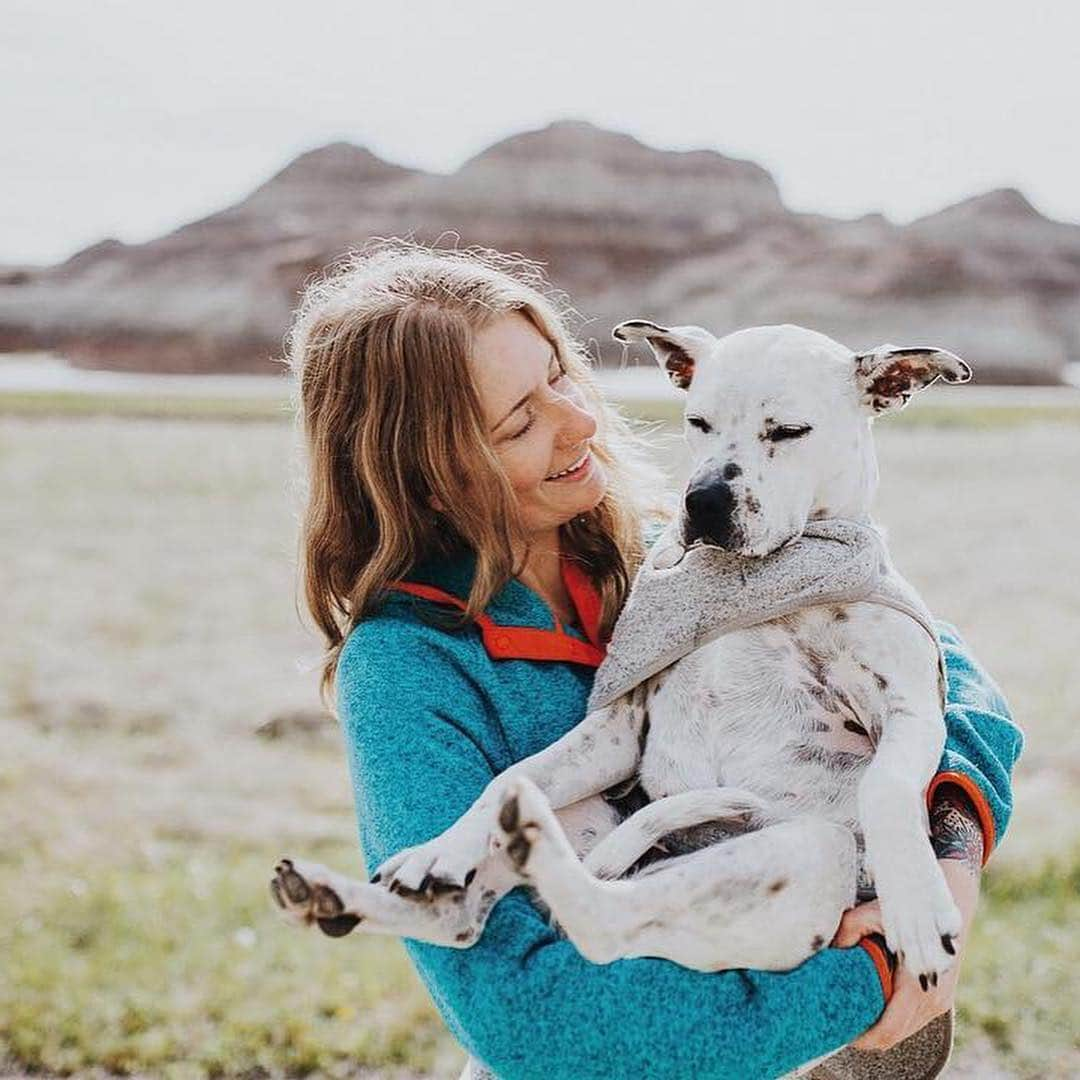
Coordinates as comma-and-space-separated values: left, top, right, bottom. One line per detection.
1, 404, 1076, 1077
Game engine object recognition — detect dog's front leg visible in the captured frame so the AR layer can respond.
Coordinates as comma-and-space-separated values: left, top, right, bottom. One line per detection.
858, 699, 961, 989
271, 852, 520, 946
377, 688, 648, 893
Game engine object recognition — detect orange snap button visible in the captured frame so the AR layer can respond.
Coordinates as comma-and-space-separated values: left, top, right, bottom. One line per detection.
494, 634, 511, 649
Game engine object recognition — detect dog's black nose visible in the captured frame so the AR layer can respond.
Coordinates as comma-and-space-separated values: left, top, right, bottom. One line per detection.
684, 476, 738, 549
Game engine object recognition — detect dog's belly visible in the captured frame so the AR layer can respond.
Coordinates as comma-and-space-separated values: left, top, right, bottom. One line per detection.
638, 610, 890, 832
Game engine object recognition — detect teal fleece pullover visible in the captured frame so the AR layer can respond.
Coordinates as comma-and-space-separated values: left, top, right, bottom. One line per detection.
336, 545, 1022, 1080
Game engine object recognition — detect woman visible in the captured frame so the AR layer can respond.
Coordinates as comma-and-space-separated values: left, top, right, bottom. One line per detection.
285, 240, 1021, 1079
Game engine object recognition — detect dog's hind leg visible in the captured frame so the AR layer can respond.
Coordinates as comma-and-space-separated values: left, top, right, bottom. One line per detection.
582, 787, 778, 880
270, 855, 516, 947
497, 776, 857, 972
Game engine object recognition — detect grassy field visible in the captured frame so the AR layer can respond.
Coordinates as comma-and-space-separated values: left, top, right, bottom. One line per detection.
1, 396, 1077, 1078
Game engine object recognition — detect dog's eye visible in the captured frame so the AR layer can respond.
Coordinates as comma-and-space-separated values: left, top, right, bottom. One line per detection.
687, 416, 713, 433
766, 424, 813, 443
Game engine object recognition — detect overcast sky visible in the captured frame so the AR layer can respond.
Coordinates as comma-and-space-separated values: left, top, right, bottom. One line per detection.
4, 0, 1078, 265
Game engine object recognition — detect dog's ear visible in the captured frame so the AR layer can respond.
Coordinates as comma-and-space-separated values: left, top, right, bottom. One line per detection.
853, 344, 972, 414
612, 319, 714, 391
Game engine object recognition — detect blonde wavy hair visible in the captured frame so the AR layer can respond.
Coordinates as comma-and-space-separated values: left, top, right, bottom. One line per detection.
283, 239, 672, 709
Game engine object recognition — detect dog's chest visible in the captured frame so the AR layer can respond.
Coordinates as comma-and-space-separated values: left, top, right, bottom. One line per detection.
638, 605, 892, 821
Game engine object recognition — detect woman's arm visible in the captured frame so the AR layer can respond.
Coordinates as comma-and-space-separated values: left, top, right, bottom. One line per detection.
929, 621, 1024, 861
337, 619, 887, 1080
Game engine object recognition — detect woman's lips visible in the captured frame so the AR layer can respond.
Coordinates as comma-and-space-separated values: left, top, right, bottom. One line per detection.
544, 450, 593, 483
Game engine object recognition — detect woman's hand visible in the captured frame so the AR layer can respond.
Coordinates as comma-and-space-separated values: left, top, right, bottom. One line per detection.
834, 784, 985, 1050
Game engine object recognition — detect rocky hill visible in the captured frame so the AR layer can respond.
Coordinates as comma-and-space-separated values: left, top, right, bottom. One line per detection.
2, 120, 1077, 382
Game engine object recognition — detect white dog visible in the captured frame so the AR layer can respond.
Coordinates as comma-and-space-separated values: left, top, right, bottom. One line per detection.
272, 322, 971, 991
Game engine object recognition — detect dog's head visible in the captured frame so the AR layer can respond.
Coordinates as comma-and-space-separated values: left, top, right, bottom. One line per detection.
613, 320, 971, 557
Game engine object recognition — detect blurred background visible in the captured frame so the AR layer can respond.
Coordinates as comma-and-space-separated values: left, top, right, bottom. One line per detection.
1, 2, 1077, 1077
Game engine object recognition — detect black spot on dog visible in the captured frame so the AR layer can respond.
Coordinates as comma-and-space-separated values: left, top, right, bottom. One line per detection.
795, 743, 870, 770
874, 672, 889, 691
768, 879, 788, 894
811, 934, 825, 951
455, 929, 474, 943
506, 833, 532, 869
499, 795, 520, 834
831, 606, 849, 622
723, 462, 742, 480
637, 712, 651, 756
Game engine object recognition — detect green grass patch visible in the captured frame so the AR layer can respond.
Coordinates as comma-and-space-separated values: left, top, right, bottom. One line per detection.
955, 851, 1080, 1076
0, 847, 455, 1078
2, 844, 1076, 1077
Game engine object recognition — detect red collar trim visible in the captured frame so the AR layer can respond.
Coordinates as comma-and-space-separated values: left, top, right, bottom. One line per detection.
559, 556, 606, 651
386, 557, 608, 668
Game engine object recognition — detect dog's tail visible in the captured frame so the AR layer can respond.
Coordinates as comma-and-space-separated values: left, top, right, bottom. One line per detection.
582, 787, 779, 880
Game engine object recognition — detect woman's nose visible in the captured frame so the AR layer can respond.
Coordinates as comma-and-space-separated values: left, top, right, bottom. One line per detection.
554, 393, 597, 446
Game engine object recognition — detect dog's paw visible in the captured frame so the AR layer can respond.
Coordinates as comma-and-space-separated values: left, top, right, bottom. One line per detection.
375, 826, 486, 898
877, 861, 962, 989
270, 857, 362, 938
494, 779, 548, 875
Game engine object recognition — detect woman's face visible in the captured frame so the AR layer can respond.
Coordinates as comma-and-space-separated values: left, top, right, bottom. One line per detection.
470, 312, 608, 538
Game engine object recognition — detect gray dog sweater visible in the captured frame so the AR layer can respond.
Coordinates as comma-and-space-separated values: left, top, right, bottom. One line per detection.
588, 517, 945, 714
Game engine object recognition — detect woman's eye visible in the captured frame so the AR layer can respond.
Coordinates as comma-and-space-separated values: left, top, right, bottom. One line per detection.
767, 424, 813, 443
509, 413, 536, 440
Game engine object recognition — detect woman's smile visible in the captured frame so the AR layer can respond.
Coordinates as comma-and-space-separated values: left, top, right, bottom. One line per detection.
544, 447, 593, 482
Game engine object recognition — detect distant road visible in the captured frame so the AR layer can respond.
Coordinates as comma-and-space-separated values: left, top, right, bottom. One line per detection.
1, 353, 1078, 406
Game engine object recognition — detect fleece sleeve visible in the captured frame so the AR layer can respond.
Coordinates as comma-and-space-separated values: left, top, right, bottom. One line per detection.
336, 621, 887, 1080
931, 622, 1024, 863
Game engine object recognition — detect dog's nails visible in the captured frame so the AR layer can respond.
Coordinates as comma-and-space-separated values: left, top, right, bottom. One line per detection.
370, 872, 381, 884
419, 874, 433, 894
941, 933, 956, 956
464, 868, 477, 887
919, 973, 929, 992
930, 971, 938, 987
269, 878, 285, 908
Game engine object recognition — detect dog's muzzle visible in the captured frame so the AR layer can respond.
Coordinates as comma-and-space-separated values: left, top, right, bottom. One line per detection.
683, 466, 744, 550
